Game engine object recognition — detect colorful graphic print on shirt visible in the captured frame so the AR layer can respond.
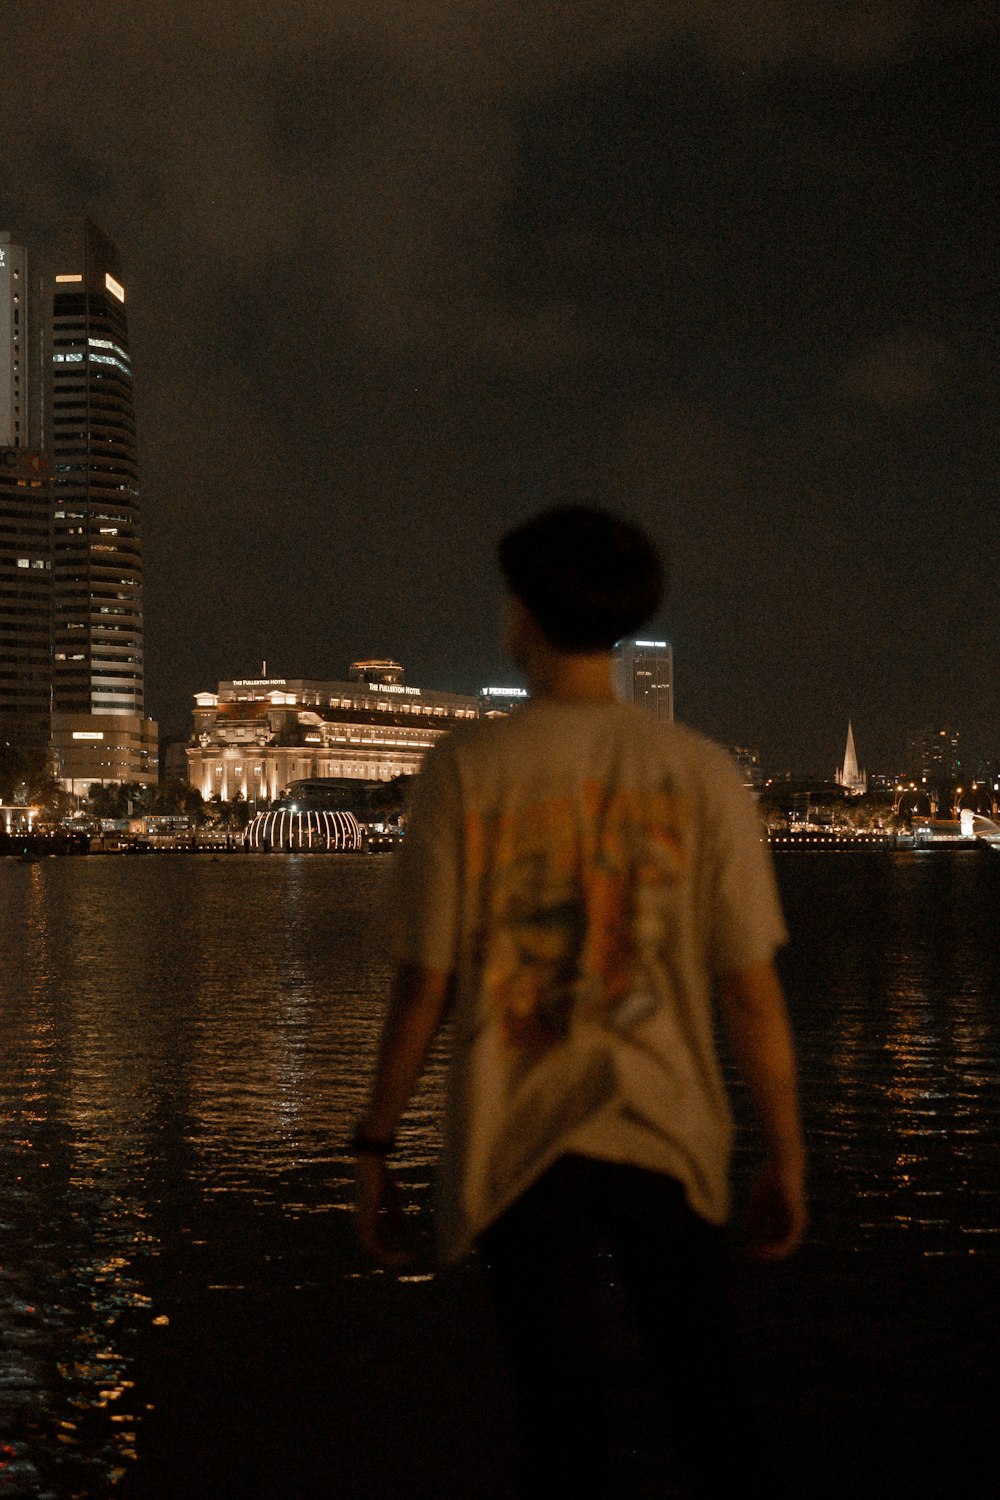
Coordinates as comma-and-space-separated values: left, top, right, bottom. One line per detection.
465, 780, 690, 1051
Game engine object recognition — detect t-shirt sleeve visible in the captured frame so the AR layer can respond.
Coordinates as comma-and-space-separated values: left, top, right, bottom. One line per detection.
388, 739, 464, 972
705, 753, 788, 975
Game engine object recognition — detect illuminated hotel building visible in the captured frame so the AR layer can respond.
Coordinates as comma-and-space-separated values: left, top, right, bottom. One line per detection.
613, 638, 674, 721
186, 661, 480, 801
43, 222, 156, 789
0, 232, 51, 749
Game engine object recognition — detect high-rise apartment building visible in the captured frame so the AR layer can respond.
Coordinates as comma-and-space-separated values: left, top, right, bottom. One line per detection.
613, 638, 674, 721
906, 726, 962, 787
0, 232, 52, 750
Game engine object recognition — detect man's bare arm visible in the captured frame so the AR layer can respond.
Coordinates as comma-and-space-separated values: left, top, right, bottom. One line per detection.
359, 962, 453, 1140
718, 959, 807, 1260
354, 963, 453, 1263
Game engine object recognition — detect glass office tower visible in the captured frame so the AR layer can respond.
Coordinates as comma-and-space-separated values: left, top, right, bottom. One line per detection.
45, 221, 156, 789
48, 221, 144, 717
613, 638, 674, 722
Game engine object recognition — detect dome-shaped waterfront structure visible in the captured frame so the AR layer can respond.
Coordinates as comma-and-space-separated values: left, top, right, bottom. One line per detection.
244, 808, 363, 852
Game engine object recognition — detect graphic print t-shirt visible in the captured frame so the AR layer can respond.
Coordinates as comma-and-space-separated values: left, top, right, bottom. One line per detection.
390, 701, 787, 1262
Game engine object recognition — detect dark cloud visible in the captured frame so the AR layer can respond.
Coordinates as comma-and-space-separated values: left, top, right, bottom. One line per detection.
842, 328, 955, 408
1, 3, 997, 770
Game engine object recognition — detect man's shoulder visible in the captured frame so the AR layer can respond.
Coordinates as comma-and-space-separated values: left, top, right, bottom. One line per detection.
430, 707, 541, 759
414, 717, 507, 791
435, 705, 741, 785
600, 708, 743, 784
427, 715, 505, 762
659, 719, 744, 780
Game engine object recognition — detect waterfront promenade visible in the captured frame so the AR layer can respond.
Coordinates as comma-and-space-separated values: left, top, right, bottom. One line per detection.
113, 1224, 995, 1499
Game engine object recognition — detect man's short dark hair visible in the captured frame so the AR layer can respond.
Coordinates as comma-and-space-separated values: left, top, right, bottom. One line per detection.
498, 505, 664, 653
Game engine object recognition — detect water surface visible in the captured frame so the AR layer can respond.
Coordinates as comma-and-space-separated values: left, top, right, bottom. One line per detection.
1, 850, 997, 1497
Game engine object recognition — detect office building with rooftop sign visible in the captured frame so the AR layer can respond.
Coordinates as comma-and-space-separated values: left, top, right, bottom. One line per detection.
480, 685, 529, 716
613, 638, 674, 721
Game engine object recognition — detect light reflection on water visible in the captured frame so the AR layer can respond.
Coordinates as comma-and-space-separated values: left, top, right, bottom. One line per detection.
0, 849, 998, 1495
769, 849, 1000, 1258
0, 854, 444, 1496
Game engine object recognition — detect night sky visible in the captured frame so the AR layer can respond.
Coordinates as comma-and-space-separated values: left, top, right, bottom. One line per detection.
2, 3, 996, 773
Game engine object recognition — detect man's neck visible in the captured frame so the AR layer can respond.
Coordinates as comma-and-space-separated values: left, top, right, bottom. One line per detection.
527, 651, 616, 703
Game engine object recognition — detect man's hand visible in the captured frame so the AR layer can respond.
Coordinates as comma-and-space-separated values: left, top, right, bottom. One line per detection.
718, 960, 807, 1261
354, 1154, 413, 1268
352, 964, 453, 1265
744, 1158, 807, 1261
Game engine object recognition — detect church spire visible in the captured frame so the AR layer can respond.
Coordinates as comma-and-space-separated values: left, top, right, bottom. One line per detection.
843, 721, 859, 782
836, 721, 867, 794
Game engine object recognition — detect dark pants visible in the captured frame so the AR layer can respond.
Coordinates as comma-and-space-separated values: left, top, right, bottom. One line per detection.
480, 1154, 763, 1499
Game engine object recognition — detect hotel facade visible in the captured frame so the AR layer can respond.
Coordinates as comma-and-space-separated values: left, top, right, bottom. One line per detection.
186, 660, 482, 802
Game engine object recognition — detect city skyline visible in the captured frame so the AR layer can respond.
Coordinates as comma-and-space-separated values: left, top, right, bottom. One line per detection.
1, 7, 996, 773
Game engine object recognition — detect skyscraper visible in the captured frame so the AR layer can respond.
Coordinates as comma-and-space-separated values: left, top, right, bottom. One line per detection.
907, 725, 962, 785
0, 232, 52, 750
613, 638, 674, 721
0, 220, 157, 790
46, 223, 144, 716
0, 231, 29, 446
43, 222, 156, 790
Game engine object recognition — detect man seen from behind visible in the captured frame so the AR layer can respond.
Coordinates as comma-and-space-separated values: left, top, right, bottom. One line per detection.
353, 505, 806, 1497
